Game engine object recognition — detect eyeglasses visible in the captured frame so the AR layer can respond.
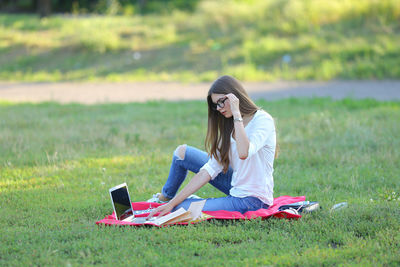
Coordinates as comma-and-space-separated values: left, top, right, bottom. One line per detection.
211, 97, 228, 110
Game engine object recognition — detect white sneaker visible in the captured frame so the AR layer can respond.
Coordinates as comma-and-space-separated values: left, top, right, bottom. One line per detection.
146, 193, 169, 203
146, 193, 202, 203
188, 194, 202, 200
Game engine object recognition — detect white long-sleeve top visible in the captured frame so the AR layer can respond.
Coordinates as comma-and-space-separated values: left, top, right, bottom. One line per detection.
200, 109, 276, 205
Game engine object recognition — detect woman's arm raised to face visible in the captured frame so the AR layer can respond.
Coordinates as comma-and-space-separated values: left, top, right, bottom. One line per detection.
226, 93, 250, 160
233, 118, 249, 159
146, 169, 211, 219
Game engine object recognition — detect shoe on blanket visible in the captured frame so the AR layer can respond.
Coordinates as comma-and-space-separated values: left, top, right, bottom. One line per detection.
278, 201, 320, 214
146, 193, 202, 203
146, 193, 169, 203
187, 194, 202, 200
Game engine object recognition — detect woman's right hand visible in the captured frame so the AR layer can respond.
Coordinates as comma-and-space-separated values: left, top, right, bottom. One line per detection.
147, 202, 174, 220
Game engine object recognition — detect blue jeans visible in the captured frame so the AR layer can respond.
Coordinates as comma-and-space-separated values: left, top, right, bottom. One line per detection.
161, 145, 268, 213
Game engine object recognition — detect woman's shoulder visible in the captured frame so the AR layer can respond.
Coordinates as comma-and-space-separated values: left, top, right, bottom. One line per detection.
246, 109, 274, 131
254, 109, 274, 122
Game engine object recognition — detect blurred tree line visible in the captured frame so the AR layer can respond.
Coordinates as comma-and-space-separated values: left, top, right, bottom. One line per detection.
0, 0, 199, 17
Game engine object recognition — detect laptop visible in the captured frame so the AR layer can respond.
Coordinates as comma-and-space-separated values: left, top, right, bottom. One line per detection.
109, 183, 154, 223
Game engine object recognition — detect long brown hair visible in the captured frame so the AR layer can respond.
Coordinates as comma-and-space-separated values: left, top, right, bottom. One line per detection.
205, 75, 259, 173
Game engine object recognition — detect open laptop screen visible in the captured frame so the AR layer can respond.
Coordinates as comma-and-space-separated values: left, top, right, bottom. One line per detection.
110, 185, 133, 220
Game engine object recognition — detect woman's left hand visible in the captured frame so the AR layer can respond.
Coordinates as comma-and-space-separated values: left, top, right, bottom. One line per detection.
225, 93, 240, 117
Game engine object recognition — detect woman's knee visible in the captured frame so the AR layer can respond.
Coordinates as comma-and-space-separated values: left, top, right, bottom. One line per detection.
174, 144, 187, 160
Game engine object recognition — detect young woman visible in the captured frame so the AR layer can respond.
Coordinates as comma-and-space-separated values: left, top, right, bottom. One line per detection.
147, 75, 276, 219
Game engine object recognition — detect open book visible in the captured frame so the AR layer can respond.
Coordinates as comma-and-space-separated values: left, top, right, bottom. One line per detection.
136, 200, 211, 226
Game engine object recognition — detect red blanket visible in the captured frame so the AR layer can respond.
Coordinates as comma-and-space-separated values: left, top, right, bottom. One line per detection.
96, 195, 305, 227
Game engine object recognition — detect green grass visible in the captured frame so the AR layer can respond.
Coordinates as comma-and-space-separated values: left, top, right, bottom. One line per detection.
0, 98, 399, 266
1, 0, 400, 82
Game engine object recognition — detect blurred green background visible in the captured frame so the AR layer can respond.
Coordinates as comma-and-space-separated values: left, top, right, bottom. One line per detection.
1, 0, 399, 82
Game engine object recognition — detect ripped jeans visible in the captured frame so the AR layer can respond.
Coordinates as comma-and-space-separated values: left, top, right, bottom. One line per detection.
161, 145, 268, 213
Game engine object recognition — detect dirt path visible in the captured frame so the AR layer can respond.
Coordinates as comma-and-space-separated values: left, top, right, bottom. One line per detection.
0, 80, 399, 104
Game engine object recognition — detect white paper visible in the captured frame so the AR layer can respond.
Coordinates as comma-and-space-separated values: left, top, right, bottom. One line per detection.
187, 199, 206, 220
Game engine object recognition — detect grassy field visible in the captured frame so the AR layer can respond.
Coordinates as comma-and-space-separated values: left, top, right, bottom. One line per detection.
1, 0, 400, 82
0, 98, 399, 266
